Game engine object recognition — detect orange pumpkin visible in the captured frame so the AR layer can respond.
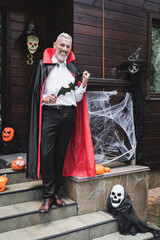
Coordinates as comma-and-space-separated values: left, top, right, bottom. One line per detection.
11, 157, 26, 171
95, 164, 105, 175
2, 127, 14, 142
0, 175, 8, 192
104, 167, 111, 173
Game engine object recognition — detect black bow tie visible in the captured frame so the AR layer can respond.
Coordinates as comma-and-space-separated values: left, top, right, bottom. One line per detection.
53, 63, 60, 67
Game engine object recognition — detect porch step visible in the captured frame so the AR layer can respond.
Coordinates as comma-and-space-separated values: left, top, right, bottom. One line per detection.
0, 211, 117, 240
0, 180, 43, 206
94, 231, 153, 240
0, 197, 77, 233
0, 168, 27, 184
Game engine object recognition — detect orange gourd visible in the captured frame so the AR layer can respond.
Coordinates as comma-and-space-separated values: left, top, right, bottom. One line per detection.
104, 167, 111, 173
11, 157, 26, 171
0, 175, 8, 192
95, 164, 105, 175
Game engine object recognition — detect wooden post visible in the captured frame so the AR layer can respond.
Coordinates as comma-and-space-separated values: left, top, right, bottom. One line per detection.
102, 0, 105, 79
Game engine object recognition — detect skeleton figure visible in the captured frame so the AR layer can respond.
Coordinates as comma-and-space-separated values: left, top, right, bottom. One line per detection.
27, 35, 39, 54
110, 184, 124, 208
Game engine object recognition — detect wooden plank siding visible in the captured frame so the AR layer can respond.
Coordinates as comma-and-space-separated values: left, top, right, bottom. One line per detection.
73, 0, 148, 78
0, 0, 47, 144
143, 100, 160, 167
9, 8, 46, 143
1, 0, 74, 144
73, 0, 160, 168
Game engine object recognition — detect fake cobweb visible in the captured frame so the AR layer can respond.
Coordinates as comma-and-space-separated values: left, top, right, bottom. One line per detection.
87, 91, 136, 164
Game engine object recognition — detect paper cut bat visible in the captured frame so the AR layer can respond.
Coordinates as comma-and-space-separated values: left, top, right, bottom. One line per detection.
57, 73, 83, 97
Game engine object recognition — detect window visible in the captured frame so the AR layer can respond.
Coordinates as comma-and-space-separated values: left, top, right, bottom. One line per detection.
151, 25, 160, 93
148, 14, 160, 99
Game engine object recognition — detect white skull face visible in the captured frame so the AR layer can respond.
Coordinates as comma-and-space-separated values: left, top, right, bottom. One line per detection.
27, 35, 39, 54
110, 184, 124, 208
128, 63, 139, 74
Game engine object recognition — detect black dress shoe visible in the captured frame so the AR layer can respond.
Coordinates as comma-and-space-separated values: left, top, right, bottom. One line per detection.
53, 194, 66, 207
39, 198, 54, 213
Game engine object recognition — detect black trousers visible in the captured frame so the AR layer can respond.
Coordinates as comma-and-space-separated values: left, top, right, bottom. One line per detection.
40, 105, 75, 199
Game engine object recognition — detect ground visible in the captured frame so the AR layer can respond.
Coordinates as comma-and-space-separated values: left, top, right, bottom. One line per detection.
148, 187, 160, 227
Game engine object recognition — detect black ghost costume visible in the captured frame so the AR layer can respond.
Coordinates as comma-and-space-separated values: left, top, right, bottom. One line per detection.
107, 185, 160, 239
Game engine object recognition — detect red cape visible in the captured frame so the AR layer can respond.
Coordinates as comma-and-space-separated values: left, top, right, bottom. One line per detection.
63, 91, 96, 177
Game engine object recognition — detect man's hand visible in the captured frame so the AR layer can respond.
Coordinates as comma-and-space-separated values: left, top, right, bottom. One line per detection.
82, 71, 90, 88
43, 94, 57, 104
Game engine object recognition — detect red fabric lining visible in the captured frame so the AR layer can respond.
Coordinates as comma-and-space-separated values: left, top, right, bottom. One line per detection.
43, 48, 75, 64
63, 92, 96, 177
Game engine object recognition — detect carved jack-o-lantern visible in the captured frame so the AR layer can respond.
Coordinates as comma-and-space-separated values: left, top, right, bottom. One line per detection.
0, 176, 8, 192
11, 157, 26, 171
2, 127, 14, 142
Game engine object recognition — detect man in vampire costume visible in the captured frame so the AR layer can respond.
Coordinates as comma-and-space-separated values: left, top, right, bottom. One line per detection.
27, 32, 96, 213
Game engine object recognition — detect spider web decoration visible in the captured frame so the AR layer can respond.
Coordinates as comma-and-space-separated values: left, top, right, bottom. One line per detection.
87, 91, 136, 164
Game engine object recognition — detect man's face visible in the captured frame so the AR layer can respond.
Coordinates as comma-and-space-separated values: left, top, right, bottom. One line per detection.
54, 36, 72, 62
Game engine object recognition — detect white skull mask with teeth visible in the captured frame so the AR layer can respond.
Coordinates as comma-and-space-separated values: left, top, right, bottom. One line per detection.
110, 184, 124, 208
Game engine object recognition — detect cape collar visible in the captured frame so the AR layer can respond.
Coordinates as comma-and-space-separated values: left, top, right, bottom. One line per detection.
43, 48, 75, 64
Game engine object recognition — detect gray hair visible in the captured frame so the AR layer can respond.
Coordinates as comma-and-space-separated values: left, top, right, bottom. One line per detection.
56, 32, 72, 45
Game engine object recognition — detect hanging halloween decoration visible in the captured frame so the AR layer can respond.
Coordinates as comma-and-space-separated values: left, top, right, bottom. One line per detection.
108, 184, 160, 238
11, 156, 26, 171
27, 35, 39, 54
2, 127, 14, 142
128, 45, 142, 74
0, 175, 8, 192
114, 46, 155, 165
25, 20, 39, 65
0, 126, 25, 155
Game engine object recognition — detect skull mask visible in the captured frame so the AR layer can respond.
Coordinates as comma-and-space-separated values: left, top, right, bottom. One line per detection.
27, 35, 39, 54
128, 63, 139, 74
110, 184, 124, 208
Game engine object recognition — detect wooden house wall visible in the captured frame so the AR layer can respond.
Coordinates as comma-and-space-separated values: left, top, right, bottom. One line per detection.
73, 0, 150, 77
0, 0, 47, 145
1, 0, 73, 145
72, 0, 160, 168
46, 0, 73, 47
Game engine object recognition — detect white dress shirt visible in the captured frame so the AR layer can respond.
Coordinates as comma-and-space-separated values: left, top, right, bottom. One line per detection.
43, 56, 86, 106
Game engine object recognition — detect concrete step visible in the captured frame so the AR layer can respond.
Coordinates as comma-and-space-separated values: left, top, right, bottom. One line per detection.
0, 197, 77, 233
94, 231, 154, 240
0, 211, 117, 240
0, 168, 27, 184
0, 180, 43, 206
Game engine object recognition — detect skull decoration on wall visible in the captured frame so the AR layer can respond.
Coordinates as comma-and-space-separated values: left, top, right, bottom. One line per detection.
128, 63, 139, 74
110, 184, 124, 208
27, 35, 39, 54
